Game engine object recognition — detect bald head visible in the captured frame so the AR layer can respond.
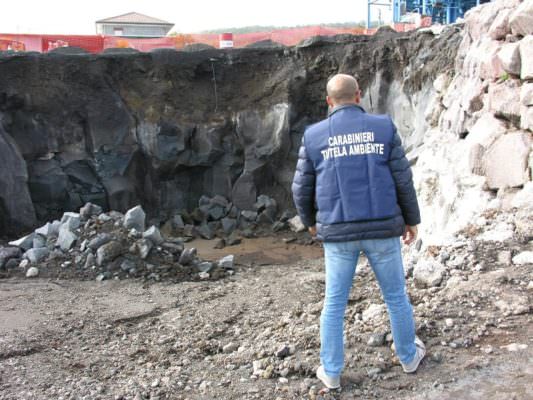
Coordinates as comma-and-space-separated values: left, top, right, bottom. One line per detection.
326, 74, 360, 106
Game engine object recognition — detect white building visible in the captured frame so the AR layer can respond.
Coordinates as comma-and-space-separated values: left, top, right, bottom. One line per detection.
95, 12, 174, 38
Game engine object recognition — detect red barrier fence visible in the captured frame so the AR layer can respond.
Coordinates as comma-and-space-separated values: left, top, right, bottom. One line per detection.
0, 22, 429, 54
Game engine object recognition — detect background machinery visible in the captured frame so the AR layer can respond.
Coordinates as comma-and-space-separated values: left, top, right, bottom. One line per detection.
367, 0, 492, 28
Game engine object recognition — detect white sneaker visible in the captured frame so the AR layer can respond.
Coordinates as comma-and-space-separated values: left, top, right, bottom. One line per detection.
401, 336, 426, 373
316, 365, 341, 389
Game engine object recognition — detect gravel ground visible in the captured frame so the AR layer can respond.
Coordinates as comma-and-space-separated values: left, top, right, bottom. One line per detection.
1, 235, 532, 400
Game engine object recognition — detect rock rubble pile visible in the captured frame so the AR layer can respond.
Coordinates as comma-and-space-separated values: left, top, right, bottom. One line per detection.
0, 202, 239, 282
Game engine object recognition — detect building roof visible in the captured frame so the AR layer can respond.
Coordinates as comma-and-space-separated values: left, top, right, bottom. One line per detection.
96, 12, 173, 26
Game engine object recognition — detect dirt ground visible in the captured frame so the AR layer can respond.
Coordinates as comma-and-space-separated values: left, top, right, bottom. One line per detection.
1, 238, 532, 400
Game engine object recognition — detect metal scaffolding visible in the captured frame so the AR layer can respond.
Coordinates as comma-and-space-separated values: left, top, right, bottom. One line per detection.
367, 0, 488, 28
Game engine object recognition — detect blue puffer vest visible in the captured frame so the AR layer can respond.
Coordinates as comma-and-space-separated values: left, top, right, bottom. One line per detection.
291, 104, 421, 242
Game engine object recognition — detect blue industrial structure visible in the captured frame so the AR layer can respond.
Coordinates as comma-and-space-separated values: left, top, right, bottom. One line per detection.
367, 0, 491, 28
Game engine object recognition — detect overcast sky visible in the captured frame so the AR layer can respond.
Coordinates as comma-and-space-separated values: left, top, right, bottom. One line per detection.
0, 0, 393, 35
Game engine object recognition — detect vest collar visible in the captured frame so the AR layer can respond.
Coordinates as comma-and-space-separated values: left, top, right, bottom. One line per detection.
328, 103, 366, 117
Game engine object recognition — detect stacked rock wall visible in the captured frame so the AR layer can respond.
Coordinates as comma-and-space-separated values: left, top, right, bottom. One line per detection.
415, 0, 533, 244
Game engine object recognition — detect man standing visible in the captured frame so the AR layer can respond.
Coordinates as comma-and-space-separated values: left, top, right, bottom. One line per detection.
291, 74, 425, 389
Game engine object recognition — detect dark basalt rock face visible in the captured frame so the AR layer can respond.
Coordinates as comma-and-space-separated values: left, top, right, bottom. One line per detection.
0, 27, 461, 236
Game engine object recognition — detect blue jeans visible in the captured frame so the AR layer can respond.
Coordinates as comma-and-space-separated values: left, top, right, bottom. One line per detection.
320, 237, 416, 377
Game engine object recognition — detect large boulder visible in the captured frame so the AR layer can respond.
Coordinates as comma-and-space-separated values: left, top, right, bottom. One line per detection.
413, 259, 446, 288
482, 131, 532, 189
509, 0, 533, 37
519, 35, 533, 80
0, 124, 36, 235
123, 205, 146, 232
487, 79, 522, 123
96, 241, 123, 266
497, 42, 521, 76
466, 113, 507, 149
488, 8, 512, 40
520, 84, 533, 131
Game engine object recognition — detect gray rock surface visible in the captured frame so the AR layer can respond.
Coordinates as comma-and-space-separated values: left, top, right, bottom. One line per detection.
24, 248, 49, 264
124, 206, 146, 232
0, 124, 36, 235
143, 226, 164, 245
519, 35, 533, 80
509, 0, 533, 36
25, 266, 39, 278
96, 241, 123, 266
0, 247, 21, 268
8, 233, 35, 251
288, 216, 306, 233
482, 132, 532, 189
88, 233, 113, 251
413, 259, 446, 288
57, 225, 78, 251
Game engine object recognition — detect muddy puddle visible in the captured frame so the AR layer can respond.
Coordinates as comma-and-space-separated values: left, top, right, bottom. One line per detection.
187, 236, 324, 266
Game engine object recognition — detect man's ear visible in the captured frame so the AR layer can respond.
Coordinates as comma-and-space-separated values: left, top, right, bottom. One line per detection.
326, 96, 334, 107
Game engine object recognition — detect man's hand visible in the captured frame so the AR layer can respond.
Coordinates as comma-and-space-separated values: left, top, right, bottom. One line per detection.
402, 225, 418, 245
308, 225, 317, 237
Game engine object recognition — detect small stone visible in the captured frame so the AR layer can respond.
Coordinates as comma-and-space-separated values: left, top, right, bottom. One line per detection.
172, 214, 185, 230
24, 248, 49, 264
161, 242, 184, 254
241, 210, 258, 222
179, 248, 197, 265
96, 273, 109, 282
512, 251, 533, 265
84, 253, 95, 269
275, 344, 290, 358
362, 303, 386, 322
96, 241, 123, 266
288, 215, 306, 232
214, 238, 226, 249
137, 239, 153, 259
221, 217, 237, 235
35, 222, 53, 238
222, 342, 239, 353
57, 225, 78, 252
88, 233, 113, 250
195, 223, 214, 240
497, 250, 512, 265
25, 266, 39, 278
79, 202, 103, 221
262, 365, 274, 379
278, 377, 289, 384
120, 259, 135, 272
445, 318, 454, 328
413, 259, 446, 288
272, 221, 287, 232
0, 247, 22, 268
494, 294, 530, 316
197, 261, 214, 273
123, 205, 146, 232
8, 233, 35, 251
225, 234, 241, 246
61, 212, 81, 231
252, 360, 263, 375
367, 333, 386, 347
143, 225, 164, 245
500, 343, 528, 352
199, 271, 210, 280
217, 254, 234, 270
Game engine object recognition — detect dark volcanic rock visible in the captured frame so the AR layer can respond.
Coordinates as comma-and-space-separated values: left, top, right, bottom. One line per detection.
0, 124, 37, 235
0, 30, 460, 235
